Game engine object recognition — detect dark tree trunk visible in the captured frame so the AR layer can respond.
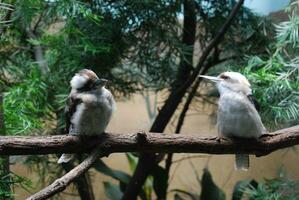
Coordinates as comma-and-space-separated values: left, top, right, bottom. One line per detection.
122, 1, 197, 199
122, 0, 245, 199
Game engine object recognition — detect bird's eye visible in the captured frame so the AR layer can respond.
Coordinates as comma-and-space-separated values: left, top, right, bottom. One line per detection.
220, 74, 230, 80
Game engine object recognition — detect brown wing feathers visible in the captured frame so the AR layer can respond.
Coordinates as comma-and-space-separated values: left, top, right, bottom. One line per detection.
247, 94, 260, 112
65, 95, 83, 133
65, 69, 99, 133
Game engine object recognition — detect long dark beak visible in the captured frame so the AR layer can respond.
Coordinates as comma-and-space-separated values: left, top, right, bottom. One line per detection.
95, 78, 109, 86
100, 78, 108, 83
198, 75, 222, 83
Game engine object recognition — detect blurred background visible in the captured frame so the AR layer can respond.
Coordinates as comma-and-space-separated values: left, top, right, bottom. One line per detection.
0, 0, 298, 199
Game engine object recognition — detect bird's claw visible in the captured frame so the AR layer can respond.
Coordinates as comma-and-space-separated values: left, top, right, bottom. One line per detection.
69, 132, 79, 136
216, 136, 229, 142
259, 133, 273, 139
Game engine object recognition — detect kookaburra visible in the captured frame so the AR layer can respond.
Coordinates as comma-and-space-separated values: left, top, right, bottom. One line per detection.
199, 72, 266, 171
58, 69, 116, 164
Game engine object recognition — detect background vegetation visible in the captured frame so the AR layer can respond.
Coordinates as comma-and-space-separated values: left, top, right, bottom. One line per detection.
0, 0, 298, 199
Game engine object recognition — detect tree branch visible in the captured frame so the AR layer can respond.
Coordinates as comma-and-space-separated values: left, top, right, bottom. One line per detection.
60, 160, 95, 200
27, 146, 105, 200
0, 125, 298, 156
123, 0, 197, 198
165, 45, 228, 173
179, 0, 245, 93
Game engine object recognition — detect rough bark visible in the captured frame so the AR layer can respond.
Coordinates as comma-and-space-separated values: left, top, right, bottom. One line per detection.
1, 125, 298, 199
0, 125, 298, 156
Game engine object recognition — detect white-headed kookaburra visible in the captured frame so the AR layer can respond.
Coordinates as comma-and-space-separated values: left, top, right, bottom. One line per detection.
199, 72, 266, 171
58, 69, 116, 163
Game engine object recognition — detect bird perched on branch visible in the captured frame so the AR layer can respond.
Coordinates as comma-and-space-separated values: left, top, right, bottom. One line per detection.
58, 69, 116, 163
199, 72, 266, 171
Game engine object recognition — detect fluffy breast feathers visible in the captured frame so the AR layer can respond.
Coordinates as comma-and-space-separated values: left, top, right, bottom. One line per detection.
65, 87, 115, 134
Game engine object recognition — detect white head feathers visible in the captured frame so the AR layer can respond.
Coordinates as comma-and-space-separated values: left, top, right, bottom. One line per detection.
70, 69, 100, 90
70, 74, 88, 89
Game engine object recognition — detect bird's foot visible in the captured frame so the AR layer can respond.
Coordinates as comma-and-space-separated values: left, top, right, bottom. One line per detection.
259, 133, 273, 139
79, 134, 90, 143
216, 136, 229, 143
69, 130, 79, 136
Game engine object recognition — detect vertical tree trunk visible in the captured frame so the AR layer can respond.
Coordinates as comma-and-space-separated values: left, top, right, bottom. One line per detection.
26, 30, 48, 75
122, 1, 197, 199
123, 0, 245, 199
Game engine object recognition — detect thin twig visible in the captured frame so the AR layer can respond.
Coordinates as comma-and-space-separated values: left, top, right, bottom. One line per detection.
27, 146, 106, 200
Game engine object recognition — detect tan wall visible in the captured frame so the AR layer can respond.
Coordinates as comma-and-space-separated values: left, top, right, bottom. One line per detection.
13, 93, 299, 200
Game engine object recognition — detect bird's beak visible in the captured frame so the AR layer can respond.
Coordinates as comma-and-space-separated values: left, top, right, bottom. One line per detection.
100, 78, 108, 84
95, 78, 109, 86
198, 75, 222, 83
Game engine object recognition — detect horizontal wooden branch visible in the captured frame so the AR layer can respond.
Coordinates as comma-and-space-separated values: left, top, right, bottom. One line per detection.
1, 125, 299, 157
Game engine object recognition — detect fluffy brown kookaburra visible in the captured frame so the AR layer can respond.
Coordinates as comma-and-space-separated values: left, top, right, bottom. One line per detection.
58, 69, 116, 163
199, 72, 266, 171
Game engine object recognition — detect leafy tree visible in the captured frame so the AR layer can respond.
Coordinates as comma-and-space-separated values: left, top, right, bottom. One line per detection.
240, 2, 299, 129
1, 0, 297, 199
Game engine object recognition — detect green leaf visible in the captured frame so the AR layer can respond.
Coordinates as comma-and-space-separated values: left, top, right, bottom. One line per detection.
126, 153, 138, 172
232, 180, 258, 200
103, 182, 123, 200
200, 168, 225, 200
152, 165, 168, 200
174, 193, 186, 200
93, 159, 131, 184
171, 189, 198, 200
27, 38, 42, 45
94, 157, 149, 200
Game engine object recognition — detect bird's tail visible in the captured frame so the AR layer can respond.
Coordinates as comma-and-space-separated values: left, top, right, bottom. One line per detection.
57, 153, 74, 164
235, 154, 249, 171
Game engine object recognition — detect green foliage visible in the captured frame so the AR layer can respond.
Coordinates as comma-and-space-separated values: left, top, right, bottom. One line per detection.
200, 168, 225, 200
95, 159, 129, 180
103, 182, 123, 200
238, 178, 299, 200
0, 0, 274, 134
4, 66, 53, 135
0, 0, 289, 199
275, 14, 299, 48
243, 54, 299, 128
172, 168, 225, 200
94, 154, 152, 200
0, 172, 32, 200
232, 179, 258, 200
240, 3, 299, 129
195, 0, 273, 63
